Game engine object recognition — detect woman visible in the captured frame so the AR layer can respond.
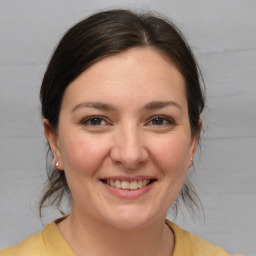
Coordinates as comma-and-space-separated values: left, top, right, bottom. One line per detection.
0, 9, 244, 256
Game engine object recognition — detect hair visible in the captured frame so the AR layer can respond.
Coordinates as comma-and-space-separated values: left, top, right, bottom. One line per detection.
39, 9, 205, 217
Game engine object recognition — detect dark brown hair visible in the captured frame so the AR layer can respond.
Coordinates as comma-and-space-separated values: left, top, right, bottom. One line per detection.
39, 9, 205, 217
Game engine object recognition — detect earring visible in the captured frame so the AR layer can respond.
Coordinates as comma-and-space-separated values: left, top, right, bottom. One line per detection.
55, 161, 59, 167
190, 157, 193, 161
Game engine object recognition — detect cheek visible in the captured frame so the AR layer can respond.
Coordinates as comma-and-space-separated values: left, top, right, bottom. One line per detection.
150, 134, 191, 175
152, 135, 192, 207
58, 132, 111, 177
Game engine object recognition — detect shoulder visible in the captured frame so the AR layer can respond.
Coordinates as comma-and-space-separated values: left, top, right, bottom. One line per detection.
165, 220, 244, 256
0, 232, 46, 256
0, 221, 74, 256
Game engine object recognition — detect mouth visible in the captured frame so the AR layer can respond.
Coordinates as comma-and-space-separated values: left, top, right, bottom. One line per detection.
100, 179, 157, 190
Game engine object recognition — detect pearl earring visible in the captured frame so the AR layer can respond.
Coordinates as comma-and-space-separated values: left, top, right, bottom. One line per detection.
190, 157, 193, 161
55, 161, 59, 167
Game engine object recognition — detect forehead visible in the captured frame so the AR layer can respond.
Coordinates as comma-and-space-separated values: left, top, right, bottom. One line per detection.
62, 47, 187, 109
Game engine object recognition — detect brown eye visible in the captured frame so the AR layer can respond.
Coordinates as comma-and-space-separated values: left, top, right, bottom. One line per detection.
89, 118, 103, 125
152, 117, 165, 125
150, 116, 174, 126
81, 116, 107, 126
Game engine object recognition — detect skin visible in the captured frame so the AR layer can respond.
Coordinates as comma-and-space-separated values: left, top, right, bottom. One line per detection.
44, 47, 200, 256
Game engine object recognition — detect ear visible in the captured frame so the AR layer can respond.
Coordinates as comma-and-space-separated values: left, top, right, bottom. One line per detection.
188, 119, 202, 167
43, 119, 63, 170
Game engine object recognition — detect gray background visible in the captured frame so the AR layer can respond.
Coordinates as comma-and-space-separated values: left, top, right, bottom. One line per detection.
0, 0, 255, 255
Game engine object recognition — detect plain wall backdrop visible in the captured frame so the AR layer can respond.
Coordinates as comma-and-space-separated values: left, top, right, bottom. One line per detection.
0, 0, 255, 255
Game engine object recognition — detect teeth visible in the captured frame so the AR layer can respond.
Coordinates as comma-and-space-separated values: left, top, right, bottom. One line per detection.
106, 179, 151, 190
137, 180, 142, 189
121, 181, 130, 189
115, 180, 121, 189
129, 181, 137, 190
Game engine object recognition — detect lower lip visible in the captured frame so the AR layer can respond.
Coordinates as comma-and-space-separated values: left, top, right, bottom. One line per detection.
102, 182, 155, 199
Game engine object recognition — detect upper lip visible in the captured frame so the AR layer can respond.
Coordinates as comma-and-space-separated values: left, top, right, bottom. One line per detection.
99, 176, 157, 182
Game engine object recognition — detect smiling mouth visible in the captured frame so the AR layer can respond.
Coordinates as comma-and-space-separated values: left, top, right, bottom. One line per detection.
101, 179, 156, 190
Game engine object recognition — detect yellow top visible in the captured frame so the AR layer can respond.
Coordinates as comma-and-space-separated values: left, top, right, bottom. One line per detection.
0, 219, 244, 256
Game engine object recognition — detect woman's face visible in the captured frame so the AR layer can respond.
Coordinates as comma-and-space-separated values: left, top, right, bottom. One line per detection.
46, 48, 199, 229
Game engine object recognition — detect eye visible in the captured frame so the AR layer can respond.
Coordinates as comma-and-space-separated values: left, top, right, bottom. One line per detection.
81, 116, 108, 126
147, 116, 175, 126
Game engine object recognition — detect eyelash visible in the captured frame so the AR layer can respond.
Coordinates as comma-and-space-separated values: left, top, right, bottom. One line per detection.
80, 115, 175, 127
80, 116, 109, 126
147, 115, 176, 126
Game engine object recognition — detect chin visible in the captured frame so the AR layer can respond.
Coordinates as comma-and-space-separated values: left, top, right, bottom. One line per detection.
101, 206, 160, 230
107, 217, 149, 230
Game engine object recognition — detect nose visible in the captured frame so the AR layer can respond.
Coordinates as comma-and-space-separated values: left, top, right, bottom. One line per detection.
110, 124, 148, 169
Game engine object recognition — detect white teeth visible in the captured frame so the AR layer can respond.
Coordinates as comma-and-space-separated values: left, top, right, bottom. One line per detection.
106, 179, 151, 190
129, 181, 138, 190
137, 180, 142, 188
115, 180, 121, 188
121, 181, 130, 189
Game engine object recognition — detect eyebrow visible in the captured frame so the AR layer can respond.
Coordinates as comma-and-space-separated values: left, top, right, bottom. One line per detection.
71, 101, 116, 112
142, 101, 182, 111
71, 100, 182, 113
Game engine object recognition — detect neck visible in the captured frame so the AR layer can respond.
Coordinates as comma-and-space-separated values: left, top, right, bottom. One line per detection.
58, 211, 174, 256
